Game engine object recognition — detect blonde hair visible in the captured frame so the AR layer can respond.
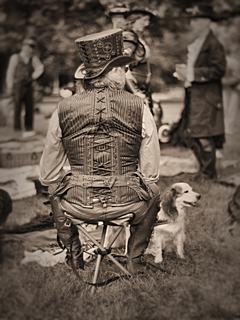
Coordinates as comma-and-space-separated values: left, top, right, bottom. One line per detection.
84, 68, 125, 90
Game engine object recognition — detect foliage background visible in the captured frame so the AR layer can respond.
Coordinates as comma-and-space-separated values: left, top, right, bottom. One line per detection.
0, 0, 239, 93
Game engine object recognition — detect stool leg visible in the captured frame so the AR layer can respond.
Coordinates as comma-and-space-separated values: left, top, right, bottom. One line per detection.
102, 225, 131, 276
104, 225, 124, 249
106, 253, 131, 276
77, 223, 131, 293
90, 254, 102, 295
90, 224, 107, 294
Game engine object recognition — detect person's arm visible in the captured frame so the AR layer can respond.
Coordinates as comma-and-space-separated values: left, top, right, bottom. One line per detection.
5, 54, 18, 95
194, 39, 226, 82
39, 109, 68, 186
139, 105, 160, 184
32, 55, 44, 80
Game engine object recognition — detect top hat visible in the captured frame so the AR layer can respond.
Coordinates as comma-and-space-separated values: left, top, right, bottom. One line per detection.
75, 29, 134, 80
22, 37, 36, 47
185, 4, 217, 21
107, 3, 130, 17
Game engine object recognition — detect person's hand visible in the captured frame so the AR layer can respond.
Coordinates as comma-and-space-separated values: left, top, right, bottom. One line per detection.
32, 74, 38, 81
174, 64, 187, 81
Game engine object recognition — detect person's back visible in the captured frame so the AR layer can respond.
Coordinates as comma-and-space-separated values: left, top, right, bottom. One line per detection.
40, 29, 160, 273
58, 88, 145, 207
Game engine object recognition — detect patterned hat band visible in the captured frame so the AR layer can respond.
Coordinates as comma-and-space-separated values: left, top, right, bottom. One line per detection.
82, 51, 120, 67
75, 29, 133, 79
82, 55, 134, 79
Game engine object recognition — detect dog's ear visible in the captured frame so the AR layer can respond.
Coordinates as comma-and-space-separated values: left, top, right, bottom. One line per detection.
160, 187, 178, 219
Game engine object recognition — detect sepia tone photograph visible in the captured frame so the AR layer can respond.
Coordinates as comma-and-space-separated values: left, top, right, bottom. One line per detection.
0, 0, 240, 319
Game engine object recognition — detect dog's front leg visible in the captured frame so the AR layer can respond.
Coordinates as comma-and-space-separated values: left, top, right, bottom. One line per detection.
154, 235, 163, 263
123, 225, 130, 256
175, 232, 185, 259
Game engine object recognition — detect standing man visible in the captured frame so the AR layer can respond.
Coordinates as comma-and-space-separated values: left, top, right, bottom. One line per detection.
6, 37, 44, 137
175, 4, 226, 179
39, 29, 161, 274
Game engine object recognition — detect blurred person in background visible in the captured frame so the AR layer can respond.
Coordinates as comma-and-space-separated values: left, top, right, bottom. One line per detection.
222, 42, 240, 135
126, 8, 157, 113
6, 37, 44, 137
107, 4, 156, 114
107, 2, 130, 30
174, 4, 226, 179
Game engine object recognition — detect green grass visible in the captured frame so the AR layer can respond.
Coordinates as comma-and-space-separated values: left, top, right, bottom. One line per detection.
1, 175, 240, 320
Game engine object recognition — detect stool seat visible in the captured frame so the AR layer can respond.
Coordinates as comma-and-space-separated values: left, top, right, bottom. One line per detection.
65, 212, 133, 226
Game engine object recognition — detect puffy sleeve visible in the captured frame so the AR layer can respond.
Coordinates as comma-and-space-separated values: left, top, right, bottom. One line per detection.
139, 105, 160, 183
39, 109, 68, 185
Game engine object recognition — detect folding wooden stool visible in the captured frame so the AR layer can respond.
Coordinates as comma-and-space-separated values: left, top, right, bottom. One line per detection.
64, 213, 133, 294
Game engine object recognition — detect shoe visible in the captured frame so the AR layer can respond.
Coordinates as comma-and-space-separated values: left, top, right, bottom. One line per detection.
65, 250, 85, 271
126, 256, 147, 274
22, 130, 36, 138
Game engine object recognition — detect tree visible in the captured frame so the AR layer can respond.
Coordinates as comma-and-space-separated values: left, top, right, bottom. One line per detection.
0, 0, 239, 93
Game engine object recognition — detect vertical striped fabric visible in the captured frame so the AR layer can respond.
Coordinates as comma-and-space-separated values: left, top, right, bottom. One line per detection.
58, 88, 145, 205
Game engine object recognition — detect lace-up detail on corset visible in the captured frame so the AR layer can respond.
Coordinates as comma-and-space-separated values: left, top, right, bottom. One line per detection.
58, 88, 145, 205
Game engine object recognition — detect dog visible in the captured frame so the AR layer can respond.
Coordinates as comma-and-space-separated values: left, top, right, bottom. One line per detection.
146, 182, 201, 263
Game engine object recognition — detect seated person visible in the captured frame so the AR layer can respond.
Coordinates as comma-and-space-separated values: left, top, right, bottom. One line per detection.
39, 29, 161, 274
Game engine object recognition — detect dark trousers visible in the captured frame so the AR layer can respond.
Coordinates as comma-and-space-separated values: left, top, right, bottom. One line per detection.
127, 195, 159, 259
13, 84, 34, 131
50, 196, 82, 265
188, 137, 217, 179
182, 89, 217, 179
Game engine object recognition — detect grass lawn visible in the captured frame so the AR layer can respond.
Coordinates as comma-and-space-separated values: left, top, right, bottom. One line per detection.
1, 173, 240, 320
1, 115, 240, 320
1, 88, 240, 319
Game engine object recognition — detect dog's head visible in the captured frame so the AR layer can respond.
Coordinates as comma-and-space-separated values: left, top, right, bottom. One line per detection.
161, 182, 201, 219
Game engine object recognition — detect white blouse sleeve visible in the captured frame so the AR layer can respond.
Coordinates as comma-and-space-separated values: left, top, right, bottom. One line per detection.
139, 105, 160, 183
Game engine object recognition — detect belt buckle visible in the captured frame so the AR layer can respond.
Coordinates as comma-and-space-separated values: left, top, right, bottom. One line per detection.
92, 198, 100, 203
64, 219, 71, 227
92, 197, 108, 208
